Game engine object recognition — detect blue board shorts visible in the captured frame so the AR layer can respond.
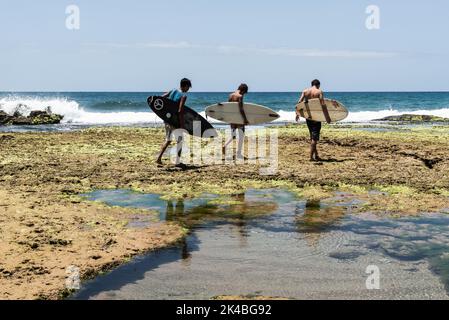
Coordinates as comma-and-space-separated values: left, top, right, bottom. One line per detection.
306, 119, 322, 141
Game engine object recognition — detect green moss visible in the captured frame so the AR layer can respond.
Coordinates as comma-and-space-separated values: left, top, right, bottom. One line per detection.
434, 188, 449, 197
377, 114, 449, 122
207, 198, 245, 206
296, 185, 334, 201
338, 183, 368, 194
374, 185, 416, 195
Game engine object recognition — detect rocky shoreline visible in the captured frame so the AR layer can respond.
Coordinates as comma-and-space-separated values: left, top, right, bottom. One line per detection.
0, 109, 64, 126
376, 114, 449, 122
0, 125, 448, 299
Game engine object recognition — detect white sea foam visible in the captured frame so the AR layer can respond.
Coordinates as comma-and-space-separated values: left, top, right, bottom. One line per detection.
1, 96, 448, 125
275, 109, 449, 123
0, 96, 159, 124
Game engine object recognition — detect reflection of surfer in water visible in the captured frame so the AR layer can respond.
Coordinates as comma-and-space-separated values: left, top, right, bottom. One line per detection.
164, 200, 185, 221
223, 84, 249, 160
231, 193, 250, 248
156, 78, 192, 167
165, 200, 192, 264
295, 199, 346, 247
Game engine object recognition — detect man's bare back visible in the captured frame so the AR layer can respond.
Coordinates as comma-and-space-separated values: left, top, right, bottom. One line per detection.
229, 91, 243, 102
228, 86, 249, 126
302, 87, 324, 101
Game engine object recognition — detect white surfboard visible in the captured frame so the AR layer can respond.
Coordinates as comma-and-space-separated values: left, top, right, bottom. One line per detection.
205, 102, 280, 125
296, 99, 348, 123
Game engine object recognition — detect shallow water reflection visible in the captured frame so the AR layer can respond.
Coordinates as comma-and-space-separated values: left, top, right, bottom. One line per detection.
76, 189, 449, 300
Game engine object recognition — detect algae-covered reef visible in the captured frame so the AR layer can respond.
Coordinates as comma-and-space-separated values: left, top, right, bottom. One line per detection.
0, 110, 63, 126
376, 114, 449, 123
0, 125, 448, 299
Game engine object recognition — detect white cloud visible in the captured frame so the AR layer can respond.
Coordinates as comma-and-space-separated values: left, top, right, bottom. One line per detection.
140, 41, 200, 49
83, 42, 398, 58
83, 41, 198, 49
216, 45, 398, 58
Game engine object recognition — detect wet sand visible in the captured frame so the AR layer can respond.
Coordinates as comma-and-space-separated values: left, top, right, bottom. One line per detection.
0, 125, 448, 299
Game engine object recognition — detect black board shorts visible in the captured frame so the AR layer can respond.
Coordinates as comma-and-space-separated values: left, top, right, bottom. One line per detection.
306, 119, 322, 141
230, 124, 245, 137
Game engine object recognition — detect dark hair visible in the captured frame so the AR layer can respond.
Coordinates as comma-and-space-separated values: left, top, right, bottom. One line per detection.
180, 78, 192, 88
238, 83, 249, 94
311, 79, 321, 87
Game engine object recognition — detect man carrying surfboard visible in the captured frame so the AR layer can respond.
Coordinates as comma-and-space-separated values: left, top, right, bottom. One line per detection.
296, 79, 325, 162
223, 84, 249, 160
156, 78, 192, 167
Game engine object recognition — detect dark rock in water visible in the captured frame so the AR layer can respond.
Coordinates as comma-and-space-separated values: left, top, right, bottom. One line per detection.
30, 112, 63, 125
11, 117, 33, 125
13, 110, 23, 118
29, 110, 49, 118
0, 111, 12, 125
377, 114, 449, 122
0, 110, 64, 126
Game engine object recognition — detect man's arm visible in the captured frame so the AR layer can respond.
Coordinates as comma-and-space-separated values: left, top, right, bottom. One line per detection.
296, 90, 306, 122
178, 96, 186, 129
298, 90, 306, 104
320, 91, 331, 124
239, 96, 249, 125
319, 91, 325, 106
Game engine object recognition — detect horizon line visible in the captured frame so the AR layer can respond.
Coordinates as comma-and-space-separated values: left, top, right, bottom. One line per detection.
2, 90, 449, 94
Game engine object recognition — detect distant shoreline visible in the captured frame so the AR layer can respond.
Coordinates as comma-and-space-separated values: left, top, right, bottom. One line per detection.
2, 91, 449, 94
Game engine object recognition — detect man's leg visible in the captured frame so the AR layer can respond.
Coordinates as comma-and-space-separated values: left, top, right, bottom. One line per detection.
236, 127, 245, 159
223, 126, 237, 156
157, 123, 173, 165
175, 136, 183, 165
307, 120, 315, 161
309, 140, 314, 161
311, 139, 319, 160
308, 120, 321, 161
314, 122, 322, 160
156, 141, 171, 164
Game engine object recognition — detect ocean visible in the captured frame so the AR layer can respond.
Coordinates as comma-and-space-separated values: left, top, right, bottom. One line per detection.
1, 92, 449, 129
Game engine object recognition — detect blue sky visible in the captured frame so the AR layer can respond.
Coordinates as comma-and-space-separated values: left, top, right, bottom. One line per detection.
1, 0, 448, 91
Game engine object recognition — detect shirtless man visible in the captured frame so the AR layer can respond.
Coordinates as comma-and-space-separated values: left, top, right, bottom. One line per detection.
223, 84, 249, 160
296, 79, 325, 161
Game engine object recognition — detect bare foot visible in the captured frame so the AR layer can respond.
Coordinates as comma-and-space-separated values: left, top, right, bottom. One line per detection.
236, 154, 248, 161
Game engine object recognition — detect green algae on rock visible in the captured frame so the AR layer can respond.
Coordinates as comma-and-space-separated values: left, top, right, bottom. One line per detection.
376, 114, 449, 122
0, 110, 64, 126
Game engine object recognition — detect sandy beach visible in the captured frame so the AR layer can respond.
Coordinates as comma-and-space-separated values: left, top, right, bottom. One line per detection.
0, 124, 448, 299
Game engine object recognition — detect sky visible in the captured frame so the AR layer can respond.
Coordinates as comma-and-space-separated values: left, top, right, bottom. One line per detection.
0, 0, 449, 92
